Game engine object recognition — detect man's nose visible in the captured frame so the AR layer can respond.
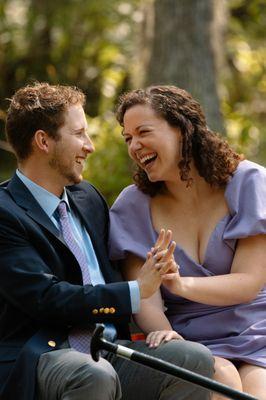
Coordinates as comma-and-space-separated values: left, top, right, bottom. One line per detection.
83, 136, 95, 154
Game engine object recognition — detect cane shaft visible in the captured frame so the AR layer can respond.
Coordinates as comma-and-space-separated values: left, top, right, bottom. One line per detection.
100, 339, 257, 400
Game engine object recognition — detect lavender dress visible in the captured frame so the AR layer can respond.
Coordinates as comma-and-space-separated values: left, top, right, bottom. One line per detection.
109, 160, 266, 367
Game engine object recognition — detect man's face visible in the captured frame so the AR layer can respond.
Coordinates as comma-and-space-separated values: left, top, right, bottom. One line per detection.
49, 104, 94, 186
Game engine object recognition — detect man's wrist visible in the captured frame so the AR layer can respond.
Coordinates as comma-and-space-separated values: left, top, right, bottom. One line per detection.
136, 278, 146, 299
128, 280, 140, 313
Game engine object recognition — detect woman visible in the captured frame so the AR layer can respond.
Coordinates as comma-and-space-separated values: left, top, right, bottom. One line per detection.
109, 85, 266, 399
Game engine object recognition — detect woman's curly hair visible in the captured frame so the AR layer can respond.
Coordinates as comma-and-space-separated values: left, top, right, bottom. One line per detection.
116, 85, 243, 196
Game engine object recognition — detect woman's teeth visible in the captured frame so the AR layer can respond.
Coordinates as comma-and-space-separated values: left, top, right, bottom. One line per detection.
139, 153, 157, 165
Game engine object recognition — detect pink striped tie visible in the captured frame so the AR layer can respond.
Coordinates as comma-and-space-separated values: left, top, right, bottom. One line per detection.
57, 201, 92, 353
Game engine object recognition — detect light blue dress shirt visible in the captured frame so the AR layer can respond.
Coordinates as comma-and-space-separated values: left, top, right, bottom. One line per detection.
16, 170, 140, 317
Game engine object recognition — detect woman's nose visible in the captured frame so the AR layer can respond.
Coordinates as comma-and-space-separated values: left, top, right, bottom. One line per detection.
129, 137, 142, 153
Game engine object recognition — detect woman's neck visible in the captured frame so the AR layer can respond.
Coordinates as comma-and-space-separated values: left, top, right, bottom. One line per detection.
163, 165, 216, 204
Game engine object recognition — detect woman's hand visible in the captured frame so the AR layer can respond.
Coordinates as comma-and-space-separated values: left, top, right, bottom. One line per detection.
150, 228, 182, 295
146, 330, 183, 348
152, 229, 174, 256
137, 230, 177, 299
161, 269, 182, 295
151, 229, 177, 271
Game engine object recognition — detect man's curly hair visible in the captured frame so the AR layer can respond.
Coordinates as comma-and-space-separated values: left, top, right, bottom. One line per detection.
6, 82, 85, 161
116, 85, 243, 196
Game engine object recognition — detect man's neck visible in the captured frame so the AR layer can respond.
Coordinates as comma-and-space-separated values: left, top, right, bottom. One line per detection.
18, 163, 65, 197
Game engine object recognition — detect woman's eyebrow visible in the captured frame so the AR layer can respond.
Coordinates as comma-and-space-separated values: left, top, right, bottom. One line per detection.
122, 124, 153, 135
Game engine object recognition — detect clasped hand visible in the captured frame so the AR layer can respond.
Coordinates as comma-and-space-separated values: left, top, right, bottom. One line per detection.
137, 229, 180, 299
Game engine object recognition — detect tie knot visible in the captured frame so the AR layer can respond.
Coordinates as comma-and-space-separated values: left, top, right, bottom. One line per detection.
57, 201, 68, 219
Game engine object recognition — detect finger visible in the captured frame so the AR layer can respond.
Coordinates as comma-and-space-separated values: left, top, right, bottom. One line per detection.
153, 249, 168, 261
153, 241, 176, 263
146, 331, 158, 345
161, 272, 179, 280
146, 251, 152, 259
146, 333, 152, 344
165, 260, 177, 273
154, 229, 173, 254
154, 260, 174, 271
148, 332, 166, 348
161, 260, 174, 274
154, 261, 165, 271
145, 251, 155, 266
162, 241, 176, 262
154, 229, 165, 249
169, 260, 178, 273
161, 229, 172, 251
164, 331, 183, 342
156, 260, 174, 275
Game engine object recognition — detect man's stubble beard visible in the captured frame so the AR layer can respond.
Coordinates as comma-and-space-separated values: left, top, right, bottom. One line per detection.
49, 147, 82, 186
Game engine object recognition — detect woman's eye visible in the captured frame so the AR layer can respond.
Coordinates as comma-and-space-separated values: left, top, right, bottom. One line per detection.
140, 130, 149, 135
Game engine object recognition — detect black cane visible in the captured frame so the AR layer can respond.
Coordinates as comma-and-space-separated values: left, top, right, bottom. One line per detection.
91, 325, 257, 400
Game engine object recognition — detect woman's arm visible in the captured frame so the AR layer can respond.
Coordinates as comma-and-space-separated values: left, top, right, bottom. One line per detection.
122, 253, 171, 332
163, 234, 266, 306
122, 253, 183, 346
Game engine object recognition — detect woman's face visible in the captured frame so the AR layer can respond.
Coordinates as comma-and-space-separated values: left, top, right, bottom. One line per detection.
122, 104, 181, 182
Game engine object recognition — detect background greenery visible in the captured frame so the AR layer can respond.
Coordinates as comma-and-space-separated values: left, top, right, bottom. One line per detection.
0, 0, 265, 204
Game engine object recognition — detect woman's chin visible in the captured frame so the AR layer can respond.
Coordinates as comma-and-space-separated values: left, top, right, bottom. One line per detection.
146, 173, 160, 182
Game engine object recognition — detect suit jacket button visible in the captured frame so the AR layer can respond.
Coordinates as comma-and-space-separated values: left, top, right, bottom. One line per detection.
104, 308, 110, 314
99, 308, 104, 313
92, 309, 98, 314
48, 340, 56, 347
109, 307, 115, 314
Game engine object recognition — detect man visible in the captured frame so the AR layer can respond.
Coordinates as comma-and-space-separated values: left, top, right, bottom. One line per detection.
0, 82, 213, 400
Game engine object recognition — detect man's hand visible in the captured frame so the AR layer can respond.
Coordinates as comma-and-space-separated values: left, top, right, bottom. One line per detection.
137, 229, 177, 299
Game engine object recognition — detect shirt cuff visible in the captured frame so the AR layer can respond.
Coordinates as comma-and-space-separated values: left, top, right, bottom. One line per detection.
128, 280, 140, 314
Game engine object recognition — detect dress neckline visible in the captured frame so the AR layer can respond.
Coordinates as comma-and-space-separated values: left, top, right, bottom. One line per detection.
146, 195, 230, 268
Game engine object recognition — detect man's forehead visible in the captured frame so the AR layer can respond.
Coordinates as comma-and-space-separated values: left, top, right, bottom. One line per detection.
62, 104, 86, 126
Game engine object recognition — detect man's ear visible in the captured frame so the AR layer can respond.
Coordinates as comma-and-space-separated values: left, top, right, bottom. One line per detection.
34, 130, 50, 153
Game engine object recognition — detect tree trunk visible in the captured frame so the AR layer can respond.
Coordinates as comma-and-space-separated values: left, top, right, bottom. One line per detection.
144, 0, 226, 133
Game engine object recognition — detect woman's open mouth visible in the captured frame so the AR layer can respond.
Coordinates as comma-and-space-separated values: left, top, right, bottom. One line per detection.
139, 152, 157, 167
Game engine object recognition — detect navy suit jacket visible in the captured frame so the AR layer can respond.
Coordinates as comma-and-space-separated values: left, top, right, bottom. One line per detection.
0, 174, 131, 400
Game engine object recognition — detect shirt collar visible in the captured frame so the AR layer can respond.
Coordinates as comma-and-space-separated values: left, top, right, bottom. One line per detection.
16, 169, 70, 218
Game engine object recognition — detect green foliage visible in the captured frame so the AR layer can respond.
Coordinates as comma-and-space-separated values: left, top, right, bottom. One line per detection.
0, 0, 140, 194
84, 112, 133, 205
0, 0, 265, 200
223, 0, 266, 163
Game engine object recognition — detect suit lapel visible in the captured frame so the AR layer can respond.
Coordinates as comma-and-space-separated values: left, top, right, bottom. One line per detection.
67, 187, 102, 250
7, 175, 64, 244
67, 186, 115, 283
7, 175, 114, 283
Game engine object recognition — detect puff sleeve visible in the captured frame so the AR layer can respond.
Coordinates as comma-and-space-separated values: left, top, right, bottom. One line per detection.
109, 185, 155, 260
223, 160, 266, 248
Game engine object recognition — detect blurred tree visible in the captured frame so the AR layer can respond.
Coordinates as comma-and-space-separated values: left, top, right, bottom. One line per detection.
138, 0, 226, 133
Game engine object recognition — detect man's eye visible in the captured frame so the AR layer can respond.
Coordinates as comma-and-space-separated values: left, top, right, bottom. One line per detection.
124, 137, 131, 143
